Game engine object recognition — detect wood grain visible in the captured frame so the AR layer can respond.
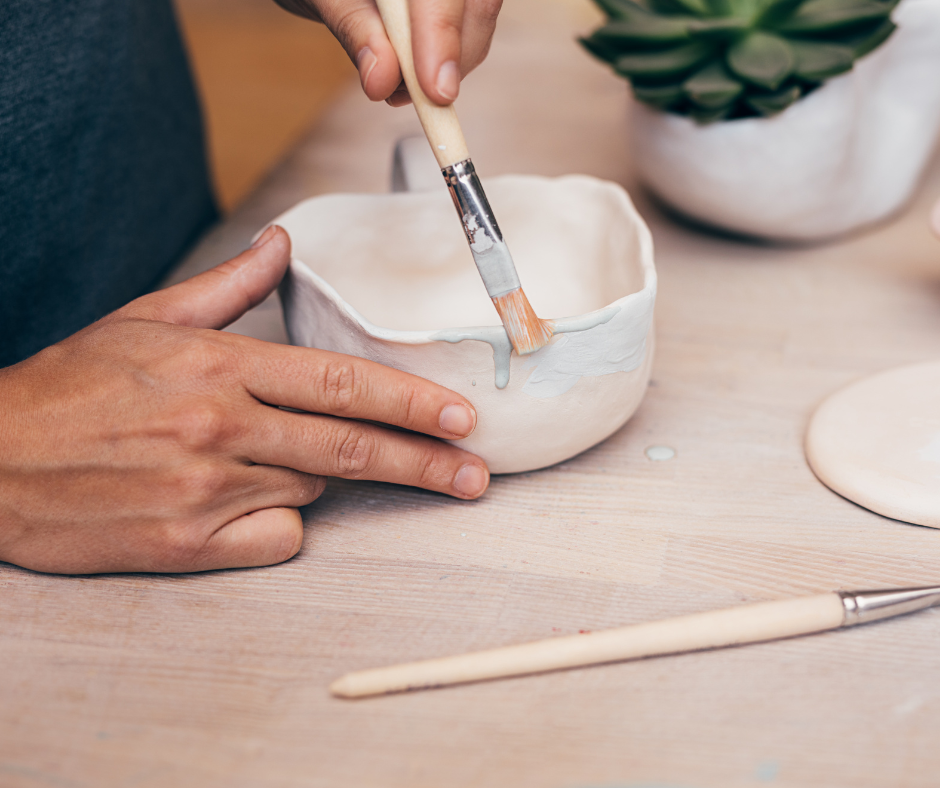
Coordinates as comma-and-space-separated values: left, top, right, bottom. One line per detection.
4, 0, 940, 786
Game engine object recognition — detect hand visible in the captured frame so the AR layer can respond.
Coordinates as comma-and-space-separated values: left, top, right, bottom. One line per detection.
0, 226, 489, 575
272, 0, 503, 106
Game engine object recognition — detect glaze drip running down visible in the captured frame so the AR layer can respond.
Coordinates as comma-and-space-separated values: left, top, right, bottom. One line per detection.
432, 305, 624, 390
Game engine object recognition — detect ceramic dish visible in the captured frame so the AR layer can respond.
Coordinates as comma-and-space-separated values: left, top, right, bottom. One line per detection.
274, 171, 656, 473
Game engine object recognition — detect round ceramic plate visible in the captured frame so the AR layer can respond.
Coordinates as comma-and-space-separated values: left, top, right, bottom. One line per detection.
805, 361, 940, 528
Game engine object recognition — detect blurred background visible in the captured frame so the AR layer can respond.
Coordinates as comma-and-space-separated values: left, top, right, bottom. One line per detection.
173, 0, 357, 213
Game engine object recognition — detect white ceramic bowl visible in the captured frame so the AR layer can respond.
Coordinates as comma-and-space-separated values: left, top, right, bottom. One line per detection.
633, 0, 940, 242
275, 173, 656, 473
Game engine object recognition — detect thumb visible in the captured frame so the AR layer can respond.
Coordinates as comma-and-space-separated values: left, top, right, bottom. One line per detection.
125, 225, 291, 329
291, 0, 402, 102
271, 0, 402, 101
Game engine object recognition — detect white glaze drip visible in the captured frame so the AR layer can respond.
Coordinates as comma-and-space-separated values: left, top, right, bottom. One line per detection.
432, 327, 513, 389
432, 305, 621, 390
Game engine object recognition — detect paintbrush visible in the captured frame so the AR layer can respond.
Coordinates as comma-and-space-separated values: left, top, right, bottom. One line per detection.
330, 585, 940, 698
375, 0, 553, 356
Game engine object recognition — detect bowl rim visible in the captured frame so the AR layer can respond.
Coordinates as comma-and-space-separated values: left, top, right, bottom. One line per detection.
277, 173, 657, 346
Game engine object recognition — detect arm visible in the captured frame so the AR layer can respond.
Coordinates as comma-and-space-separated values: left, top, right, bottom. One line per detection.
0, 227, 488, 575
271, 0, 503, 106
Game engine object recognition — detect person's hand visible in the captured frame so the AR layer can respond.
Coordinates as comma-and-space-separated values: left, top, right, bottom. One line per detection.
0, 226, 489, 575
272, 0, 502, 106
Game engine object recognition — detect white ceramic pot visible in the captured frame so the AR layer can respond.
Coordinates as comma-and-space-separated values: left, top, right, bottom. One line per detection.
633, 0, 940, 242
275, 174, 657, 474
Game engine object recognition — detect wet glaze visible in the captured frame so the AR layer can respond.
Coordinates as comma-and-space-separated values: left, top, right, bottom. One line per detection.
432, 305, 620, 390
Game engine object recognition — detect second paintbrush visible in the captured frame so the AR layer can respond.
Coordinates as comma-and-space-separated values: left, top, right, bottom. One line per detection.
331, 585, 940, 698
375, 0, 553, 356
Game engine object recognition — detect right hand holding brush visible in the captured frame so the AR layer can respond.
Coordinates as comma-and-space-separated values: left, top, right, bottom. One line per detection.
272, 0, 503, 106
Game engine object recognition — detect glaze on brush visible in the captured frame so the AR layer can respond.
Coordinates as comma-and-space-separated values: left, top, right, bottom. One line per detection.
490, 289, 554, 356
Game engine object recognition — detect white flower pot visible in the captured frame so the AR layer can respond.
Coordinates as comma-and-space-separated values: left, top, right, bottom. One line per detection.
633, 0, 940, 242
275, 173, 657, 474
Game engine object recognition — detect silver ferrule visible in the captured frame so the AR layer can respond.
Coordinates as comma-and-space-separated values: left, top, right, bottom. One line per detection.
441, 159, 521, 298
839, 586, 940, 627
443, 159, 503, 246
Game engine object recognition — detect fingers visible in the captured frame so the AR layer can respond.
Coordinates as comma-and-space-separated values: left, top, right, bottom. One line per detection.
407, 0, 502, 103
240, 344, 477, 440
356, 34, 403, 101
218, 465, 328, 515
409, 0, 464, 104
459, 0, 502, 74
269, 0, 325, 22
385, 79, 412, 107
123, 225, 292, 329
249, 409, 490, 499
146, 467, 325, 573
273, 0, 502, 105
197, 507, 306, 572
304, 0, 403, 101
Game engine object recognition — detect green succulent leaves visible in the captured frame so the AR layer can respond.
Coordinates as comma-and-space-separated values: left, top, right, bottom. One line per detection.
778, 0, 897, 33
615, 41, 715, 77
684, 62, 744, 107
581, 0, 899, 122
727, 32, 795, 89
789, 40, 855, 79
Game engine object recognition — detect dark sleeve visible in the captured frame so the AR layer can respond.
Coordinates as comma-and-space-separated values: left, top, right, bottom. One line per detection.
0, 0, 218, 367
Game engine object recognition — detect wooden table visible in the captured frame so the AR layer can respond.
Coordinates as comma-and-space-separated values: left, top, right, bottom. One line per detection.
4, 1, 940, 785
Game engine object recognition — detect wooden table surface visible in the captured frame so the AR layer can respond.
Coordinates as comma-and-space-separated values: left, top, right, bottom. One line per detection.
4, 1, 940, 786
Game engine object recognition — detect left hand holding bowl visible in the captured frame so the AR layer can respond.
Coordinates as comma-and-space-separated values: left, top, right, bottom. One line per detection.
0, 227, 488, 575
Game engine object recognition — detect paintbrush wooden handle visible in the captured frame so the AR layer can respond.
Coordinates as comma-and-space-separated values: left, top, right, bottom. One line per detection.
375, 0, 470, 168
330, 593, 846, 698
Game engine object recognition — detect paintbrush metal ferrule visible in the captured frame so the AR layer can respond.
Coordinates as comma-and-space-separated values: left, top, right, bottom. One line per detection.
839, 585, 940, 626
442, 159, 520, 298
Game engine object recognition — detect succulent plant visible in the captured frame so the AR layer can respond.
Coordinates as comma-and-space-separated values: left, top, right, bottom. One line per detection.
581, 0, 899, 122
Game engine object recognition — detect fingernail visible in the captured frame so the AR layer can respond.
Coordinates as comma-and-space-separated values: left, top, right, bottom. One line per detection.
436, 60, 459, 102
357, 46, 378, 93
454, 464, 488, 498
440, 403, 476, 437
251, 225, 278, 249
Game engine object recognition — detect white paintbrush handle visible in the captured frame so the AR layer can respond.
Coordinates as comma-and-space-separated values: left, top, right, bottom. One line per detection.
330, 593, 846, 698
375, 0, 470, 168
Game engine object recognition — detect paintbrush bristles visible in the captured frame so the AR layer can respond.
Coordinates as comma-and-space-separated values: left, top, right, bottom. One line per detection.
492, 287, 553, 355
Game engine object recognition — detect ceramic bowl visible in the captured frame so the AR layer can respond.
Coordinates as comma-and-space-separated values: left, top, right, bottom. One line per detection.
633, 0, 940, 242
274, 172, 656, 474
